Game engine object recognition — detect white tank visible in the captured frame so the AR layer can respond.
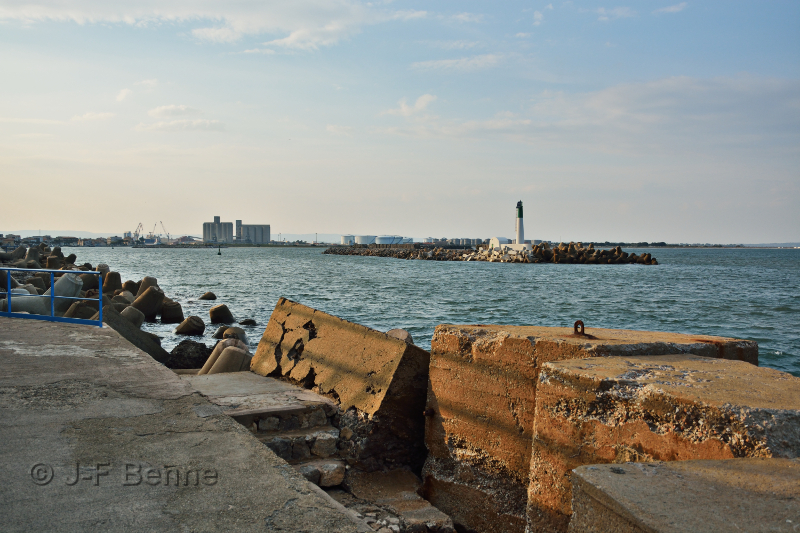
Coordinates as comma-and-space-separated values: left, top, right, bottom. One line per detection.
401, 237, 413, 244
375, 235, 395, 244
355, 235, 376, 245
341, 235, 355, 245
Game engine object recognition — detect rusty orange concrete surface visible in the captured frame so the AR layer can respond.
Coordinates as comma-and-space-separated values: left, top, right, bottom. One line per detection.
421, 324, 759, 533
528, 355, 800, 532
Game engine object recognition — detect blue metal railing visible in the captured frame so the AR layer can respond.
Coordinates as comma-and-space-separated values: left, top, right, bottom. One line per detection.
0, 267, 103, 327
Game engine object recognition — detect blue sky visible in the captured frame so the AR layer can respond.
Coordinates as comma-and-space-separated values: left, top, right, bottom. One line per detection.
1, 1, 798, 242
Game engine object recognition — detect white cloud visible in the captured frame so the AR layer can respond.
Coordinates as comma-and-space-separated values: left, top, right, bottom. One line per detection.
654, 3, 688, 14
429, 40, 481, 50
515, 33, 531, 38
411, 54, 501, 72
242, 47, 276, 54
326, 124, 353, 136
378, 76, 800, 158
0, 2, 425, 50
452, 12, 484, 23
116, 88, 132, 101
384, 94, 437, 117
533, 11, 544, 26
71, 112, 115, 121
594, 7, 636, 21
135, 119, 224, 132
135, 79, 158, 88
545, 4, 554, 9
147, 105, 200, 118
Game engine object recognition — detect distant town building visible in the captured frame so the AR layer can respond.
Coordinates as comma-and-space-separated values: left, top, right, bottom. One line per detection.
235, 220, 270, 244
203, 216, 234, 243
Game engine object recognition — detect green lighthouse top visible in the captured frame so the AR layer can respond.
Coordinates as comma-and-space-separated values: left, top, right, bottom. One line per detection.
516, 200, 523, 218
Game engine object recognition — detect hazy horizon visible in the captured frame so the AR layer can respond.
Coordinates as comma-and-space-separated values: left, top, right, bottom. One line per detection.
1, 1, 798, 243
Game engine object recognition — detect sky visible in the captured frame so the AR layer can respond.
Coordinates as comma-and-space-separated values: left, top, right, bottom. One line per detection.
0, 1, 798, 243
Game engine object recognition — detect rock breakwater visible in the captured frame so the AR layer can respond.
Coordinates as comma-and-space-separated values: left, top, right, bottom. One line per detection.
325, 241, 658, 265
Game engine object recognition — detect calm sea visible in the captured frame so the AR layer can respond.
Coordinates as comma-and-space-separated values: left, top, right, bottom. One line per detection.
72, 247, 799, 377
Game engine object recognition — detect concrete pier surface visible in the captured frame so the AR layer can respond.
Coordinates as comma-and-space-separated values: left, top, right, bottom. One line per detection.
0, 317, 361, 532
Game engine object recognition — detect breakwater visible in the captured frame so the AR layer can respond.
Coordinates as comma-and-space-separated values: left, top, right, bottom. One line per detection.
324, 242, 658, 264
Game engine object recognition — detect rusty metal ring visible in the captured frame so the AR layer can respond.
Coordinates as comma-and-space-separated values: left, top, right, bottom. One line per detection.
574, 320, 585, 336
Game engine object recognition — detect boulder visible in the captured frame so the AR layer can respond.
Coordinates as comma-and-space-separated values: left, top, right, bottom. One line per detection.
160, 300, 185, 324
239, 318, 257, 326
386, 328, 414, 345
163, 339, 213, 370
136, 276, 159, 298
102, 271, 123, 293
175, 316, 205, 336
131, 286, 165, 320
199, 291, 217, 300
120, 306, 145, 328
209, 304, 235, 324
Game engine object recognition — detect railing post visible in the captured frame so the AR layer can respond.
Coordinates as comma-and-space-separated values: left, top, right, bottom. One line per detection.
6, 270, 10, 313
97, 272, 103, 327
50, 272, 55, 318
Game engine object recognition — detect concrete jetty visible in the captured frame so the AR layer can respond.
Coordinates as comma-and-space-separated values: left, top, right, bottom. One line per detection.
0, 317, 362, 532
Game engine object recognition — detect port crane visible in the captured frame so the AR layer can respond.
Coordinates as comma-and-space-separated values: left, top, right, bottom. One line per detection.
132, 223, 144, 241
160, 221, 170, 242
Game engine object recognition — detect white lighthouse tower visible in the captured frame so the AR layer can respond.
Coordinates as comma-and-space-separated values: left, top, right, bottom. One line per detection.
515, 200, 524, 245
489, 200, 532, 252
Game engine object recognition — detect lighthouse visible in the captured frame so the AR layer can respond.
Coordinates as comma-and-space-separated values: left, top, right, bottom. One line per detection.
515, 200, 524, 245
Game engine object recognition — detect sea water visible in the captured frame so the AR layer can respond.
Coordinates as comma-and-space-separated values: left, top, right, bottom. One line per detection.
72, 246, 800, 377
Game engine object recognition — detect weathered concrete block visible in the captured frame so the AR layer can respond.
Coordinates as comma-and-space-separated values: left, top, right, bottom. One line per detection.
568, 458, 800, 533
209, 303, 235, 324
251, 297, 431, 472
421, 325, 760, 533
529, 355, 800, 532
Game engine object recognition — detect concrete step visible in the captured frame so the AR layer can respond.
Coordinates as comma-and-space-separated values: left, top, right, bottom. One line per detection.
257, 425, 341, 463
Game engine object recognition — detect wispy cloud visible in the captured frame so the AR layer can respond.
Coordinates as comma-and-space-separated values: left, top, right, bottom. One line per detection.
135, 119, 224, 132
326, 124, 353, 136
654, 3, 688, 14
0, 2, 427, 51
135, 79, 158, 88
384, 94, 437, 117
0, 117, 64, 125
533, 11, 544, 26
594, 7, 636, 21
242, 47, 276, 54
411, 54, 501, 72
71, 112, 115, 121
116, 88, 131, 101
428, 40, 481, 50
515, 33, 531, 38
147, 105, 200, 118
452, 12, 484, 23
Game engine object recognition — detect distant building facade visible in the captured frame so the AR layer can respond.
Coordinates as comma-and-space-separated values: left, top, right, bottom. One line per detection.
203, 216, 234, 243
235, 220, 270, 244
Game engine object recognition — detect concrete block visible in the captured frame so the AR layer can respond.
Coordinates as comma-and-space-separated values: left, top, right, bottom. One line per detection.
251, 297, 431, 472
568, 458, 800, 533
421, 325, 760, 533
529, 355, 800, 532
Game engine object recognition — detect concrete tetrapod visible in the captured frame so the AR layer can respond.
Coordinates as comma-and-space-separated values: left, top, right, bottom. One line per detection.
3, 272, 83, 315
102, 271, 123, 293
198, 338, 250, 375
131, 286, 165, 320
160, 300, 184, 324
136, 276, 158, 298
209, 304, 235, 324
175, 316, 205, 336
120, 306, 145, 328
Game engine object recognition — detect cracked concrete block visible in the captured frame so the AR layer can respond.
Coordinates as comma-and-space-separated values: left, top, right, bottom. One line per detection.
421, 325, 760, 533
251, 297, 431, 472
528, 355, 800, 533
568, 458, 800, 533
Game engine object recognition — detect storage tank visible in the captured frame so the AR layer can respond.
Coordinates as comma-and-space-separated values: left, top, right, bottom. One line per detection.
401, 237, 413, 244
355, 235, 376, 245
341, 235, 355, 245
375, 235, 394, 245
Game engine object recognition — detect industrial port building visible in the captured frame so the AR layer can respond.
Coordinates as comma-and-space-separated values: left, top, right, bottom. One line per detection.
203, 216, 270, 244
